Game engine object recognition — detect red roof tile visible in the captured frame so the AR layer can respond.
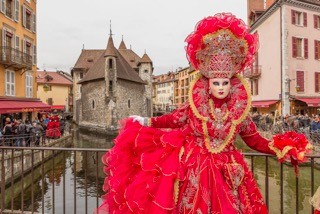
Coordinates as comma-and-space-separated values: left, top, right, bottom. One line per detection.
37, 71, 73, 85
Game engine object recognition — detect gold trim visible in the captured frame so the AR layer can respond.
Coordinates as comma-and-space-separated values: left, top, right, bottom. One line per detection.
147, 118, 152, 127
188, 73, 252, 154
269, 142, 313, 159
241, 131, 258, 138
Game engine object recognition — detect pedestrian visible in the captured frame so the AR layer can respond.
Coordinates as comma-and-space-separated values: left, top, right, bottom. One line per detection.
2, 118, 13, 146
25, 120, 33, 147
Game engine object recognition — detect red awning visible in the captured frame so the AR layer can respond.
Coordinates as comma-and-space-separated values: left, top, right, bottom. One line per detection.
295, 98, 320, 107
0, 100, 51, 114
251, 100, 278, 108
51, 105, 65, 110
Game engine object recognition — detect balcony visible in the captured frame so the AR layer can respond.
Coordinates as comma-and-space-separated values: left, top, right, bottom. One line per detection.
243, 65, 261, 79
0, 46, 32, 71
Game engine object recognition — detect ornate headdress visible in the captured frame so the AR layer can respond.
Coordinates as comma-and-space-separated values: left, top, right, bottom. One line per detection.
185, 13, 258, 79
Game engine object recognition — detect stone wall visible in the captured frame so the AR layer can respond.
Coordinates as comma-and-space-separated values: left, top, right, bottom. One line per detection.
139, 63, 153, 117
81, 80, 106, 127
115, 79, 146, 121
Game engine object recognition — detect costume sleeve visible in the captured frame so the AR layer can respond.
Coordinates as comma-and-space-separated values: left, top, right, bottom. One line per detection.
150, 102, 189, 129
239, 116, 275, 155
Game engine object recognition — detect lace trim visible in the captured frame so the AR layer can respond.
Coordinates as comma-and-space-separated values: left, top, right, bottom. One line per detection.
188, 73, 251, 154
310, 186, 320, 210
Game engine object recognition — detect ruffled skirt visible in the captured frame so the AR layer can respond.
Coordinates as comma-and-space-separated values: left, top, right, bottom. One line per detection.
95, 119, 268, 214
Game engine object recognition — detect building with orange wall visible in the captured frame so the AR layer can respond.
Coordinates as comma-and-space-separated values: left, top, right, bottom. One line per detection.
0, 0, 49, 127
37, 70, 73, 113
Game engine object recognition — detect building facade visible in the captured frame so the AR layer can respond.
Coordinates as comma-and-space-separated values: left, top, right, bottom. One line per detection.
152, 72, 175, 113
36, 70, 73, 112
174, 67, 190, 107
0, 0, 50, 127
72, 35, 153, 133
247, 0, 320, 116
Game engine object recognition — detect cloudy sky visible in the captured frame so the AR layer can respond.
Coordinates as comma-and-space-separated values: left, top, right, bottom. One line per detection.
37, 0, 247, 75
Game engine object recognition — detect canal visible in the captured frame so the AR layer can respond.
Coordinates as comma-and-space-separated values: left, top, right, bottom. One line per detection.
5, 129, 320, 214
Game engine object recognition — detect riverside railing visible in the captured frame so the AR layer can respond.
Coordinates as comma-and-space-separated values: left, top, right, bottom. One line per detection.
0, 147, 319, 214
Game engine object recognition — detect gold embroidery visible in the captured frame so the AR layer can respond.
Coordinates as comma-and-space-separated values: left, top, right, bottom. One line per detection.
209, 99, 229, 123
241, 131, 258, 138
188, 73, 252, 154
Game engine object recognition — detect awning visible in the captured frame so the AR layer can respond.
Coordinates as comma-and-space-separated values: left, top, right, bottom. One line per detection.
295, 97, 320, 107
51, 105, 65, 110
0, 100, 51, 114
251, 100, 278, 108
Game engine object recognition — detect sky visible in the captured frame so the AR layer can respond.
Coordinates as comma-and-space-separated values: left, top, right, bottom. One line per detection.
37, 0, 247, 75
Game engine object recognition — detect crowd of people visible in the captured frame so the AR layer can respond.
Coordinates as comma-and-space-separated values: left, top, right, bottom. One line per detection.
0, 112, 67, 147
251, 112, 320, 143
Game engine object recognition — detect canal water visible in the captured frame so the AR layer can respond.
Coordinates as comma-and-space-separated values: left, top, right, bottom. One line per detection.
7, 129, 320, 214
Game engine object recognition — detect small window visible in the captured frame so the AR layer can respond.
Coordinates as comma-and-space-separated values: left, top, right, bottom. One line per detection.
108, 58, 113, 69
47, 98, 53, 105
144, 69, 148, 73
109, 80, 113, 92
92, 100, 95, 109
128, 100, 131, 108
79, 72, 83, 79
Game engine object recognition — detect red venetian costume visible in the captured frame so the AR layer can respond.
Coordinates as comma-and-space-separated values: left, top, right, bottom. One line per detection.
96, 13, 312, 214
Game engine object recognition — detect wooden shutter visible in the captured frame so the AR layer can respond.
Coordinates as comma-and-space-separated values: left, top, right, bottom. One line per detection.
292, 37, 297, 58
2, 28, 6, 46
14, 0, 19, 22
15, 35, 19, 50
22, 5, 26, 27
255, 79, 259, 95
32, 44, 36, 65
314, 15, 319, 29
304, 38, 308, 59
296, 71, 305, 92
303, 12, 307, 27
0, 0, 5, 14
315, 72, 319, 92
291, 10, 296, 24
315, 40, 319, 60
32, 13, 36, 32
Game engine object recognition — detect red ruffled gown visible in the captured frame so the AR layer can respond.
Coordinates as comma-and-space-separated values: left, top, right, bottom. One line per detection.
96, 75, 275, 214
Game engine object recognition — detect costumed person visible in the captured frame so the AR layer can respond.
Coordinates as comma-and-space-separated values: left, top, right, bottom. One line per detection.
96, 13, 312, 214
46, 111, 61, 139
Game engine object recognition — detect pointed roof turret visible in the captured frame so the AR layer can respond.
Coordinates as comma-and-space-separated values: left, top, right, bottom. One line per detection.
140, 52, 152, 64
104, 35, 117, 57
119, 36, 127, 49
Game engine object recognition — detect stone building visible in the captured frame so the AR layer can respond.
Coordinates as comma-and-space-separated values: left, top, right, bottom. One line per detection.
71, 34, 153, 134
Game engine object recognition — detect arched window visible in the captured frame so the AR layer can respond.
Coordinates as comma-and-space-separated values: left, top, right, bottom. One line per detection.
108, 58, 113, 69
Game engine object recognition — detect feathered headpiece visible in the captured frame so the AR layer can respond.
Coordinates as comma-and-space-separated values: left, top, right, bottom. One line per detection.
185, 13, 258, 79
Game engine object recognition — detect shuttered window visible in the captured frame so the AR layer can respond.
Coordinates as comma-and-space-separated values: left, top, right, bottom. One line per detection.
25, 71, 33, 98
296, 71, 305, 92
292, 37, 308, 58
5, 70, 15, 96
22, 5, 35, 32
315, 72, 320, 93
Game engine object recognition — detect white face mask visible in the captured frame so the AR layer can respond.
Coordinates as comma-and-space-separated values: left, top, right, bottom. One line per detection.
209, 78, 231, 99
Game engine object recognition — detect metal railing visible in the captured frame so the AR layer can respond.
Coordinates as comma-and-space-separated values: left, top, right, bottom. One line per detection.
0, 46, 32, 70
0, 147, 319, 214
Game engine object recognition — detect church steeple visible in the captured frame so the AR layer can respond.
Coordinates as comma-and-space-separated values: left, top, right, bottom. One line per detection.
119, 35, 127, 49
